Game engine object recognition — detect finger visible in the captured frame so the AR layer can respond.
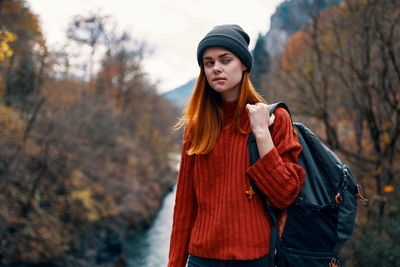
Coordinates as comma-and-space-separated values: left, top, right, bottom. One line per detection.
269, 114, 276, 126
245, 103, 252, 113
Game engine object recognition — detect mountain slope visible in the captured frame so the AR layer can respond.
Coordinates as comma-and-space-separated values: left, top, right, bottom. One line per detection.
162, 78, 196, 109
264, 0, 343, 56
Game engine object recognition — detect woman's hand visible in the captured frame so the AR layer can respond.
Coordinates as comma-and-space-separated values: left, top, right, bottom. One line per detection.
246, 102, 275, 157
245, 103, 275, 136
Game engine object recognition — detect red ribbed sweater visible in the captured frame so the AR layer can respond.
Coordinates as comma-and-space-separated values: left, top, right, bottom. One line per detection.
168, 101, 305, 267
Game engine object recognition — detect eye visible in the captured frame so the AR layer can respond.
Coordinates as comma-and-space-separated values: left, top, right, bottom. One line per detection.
222, 58, 232, 64
204, 61, 214, 67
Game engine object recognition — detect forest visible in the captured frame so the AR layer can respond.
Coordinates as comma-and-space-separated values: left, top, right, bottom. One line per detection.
0, 0, 179, 265
0, 0, 399, 266
251, 0, 399, 265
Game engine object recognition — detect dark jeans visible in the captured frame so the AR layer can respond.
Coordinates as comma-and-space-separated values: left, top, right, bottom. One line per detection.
188, 254, 272, 267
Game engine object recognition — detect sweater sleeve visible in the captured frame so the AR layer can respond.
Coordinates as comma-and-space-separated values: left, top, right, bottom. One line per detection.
246, 107, 306, 209
168, 128, 197, 267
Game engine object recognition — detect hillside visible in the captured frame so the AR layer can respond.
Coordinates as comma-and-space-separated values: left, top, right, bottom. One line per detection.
0, 1, 179, 266
162, 78, 196, 109
264, 0, 343, 56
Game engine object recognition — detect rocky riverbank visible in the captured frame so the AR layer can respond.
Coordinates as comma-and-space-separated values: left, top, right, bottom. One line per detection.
56, 171, 177, 267
13, 170, 177, 267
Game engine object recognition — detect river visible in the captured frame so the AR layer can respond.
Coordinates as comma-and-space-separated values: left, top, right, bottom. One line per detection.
123, 185, 176, 267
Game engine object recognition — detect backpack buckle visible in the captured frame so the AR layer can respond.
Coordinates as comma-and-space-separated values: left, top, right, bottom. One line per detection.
335, 193, 343, 204
342, 168, 349, 190
329, 256, 342, 267
329, 260, 339, 267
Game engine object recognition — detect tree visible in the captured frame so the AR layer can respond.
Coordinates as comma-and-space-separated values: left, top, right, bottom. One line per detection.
67, 13, 109, 89
5, 52, 35, 107
276, 0, 400, 264
0, 5, 179, 265
95, 31, 147, 106
0, 0, 43, 108
251, 34, 270, 89
282, 0, 400, 207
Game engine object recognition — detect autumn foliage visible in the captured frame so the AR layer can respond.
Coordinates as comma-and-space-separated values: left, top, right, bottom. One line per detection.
0, 30, 17, 60
260, 0, 400, 265
0, 0, 178, 266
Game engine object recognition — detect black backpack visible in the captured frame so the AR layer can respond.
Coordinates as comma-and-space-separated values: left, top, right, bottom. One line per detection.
248, 102, 366, 267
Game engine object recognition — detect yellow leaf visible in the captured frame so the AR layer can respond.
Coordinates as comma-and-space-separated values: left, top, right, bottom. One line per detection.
71, 188, 100, 222
0, 31, 17, 61
383, 132, 391, 145
383, 185, 395, 193
71, 189, 92, 208
306, 60, 313, 74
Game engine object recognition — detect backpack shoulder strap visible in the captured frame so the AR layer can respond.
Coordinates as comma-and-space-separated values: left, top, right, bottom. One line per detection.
269, 102, 293, 122
248, 122, 282, 258
248, 102, 292, 166
247, 102, 293, 257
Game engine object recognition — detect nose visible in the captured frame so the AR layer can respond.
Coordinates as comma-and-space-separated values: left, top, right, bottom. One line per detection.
212, 61, 222, 73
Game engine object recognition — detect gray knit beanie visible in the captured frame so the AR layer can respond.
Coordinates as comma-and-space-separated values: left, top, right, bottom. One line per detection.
197, 24, 253, 72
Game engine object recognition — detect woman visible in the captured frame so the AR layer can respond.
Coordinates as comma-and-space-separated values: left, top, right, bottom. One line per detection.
168, 24, 305, 267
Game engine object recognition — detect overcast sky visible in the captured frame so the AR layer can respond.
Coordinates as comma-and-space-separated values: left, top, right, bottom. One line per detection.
27, 0, 283, 93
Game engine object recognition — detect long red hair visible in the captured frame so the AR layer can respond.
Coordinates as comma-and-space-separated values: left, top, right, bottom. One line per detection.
175, 70, 266, 155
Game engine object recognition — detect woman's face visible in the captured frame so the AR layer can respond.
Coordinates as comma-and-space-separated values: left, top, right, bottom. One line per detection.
202, 47, 247, 102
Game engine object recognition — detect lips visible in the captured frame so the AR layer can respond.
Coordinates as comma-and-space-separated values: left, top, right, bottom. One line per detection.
212, 77, 226, 81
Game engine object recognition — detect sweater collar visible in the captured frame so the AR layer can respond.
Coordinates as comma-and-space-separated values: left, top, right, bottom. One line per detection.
222, 100, 238, 119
